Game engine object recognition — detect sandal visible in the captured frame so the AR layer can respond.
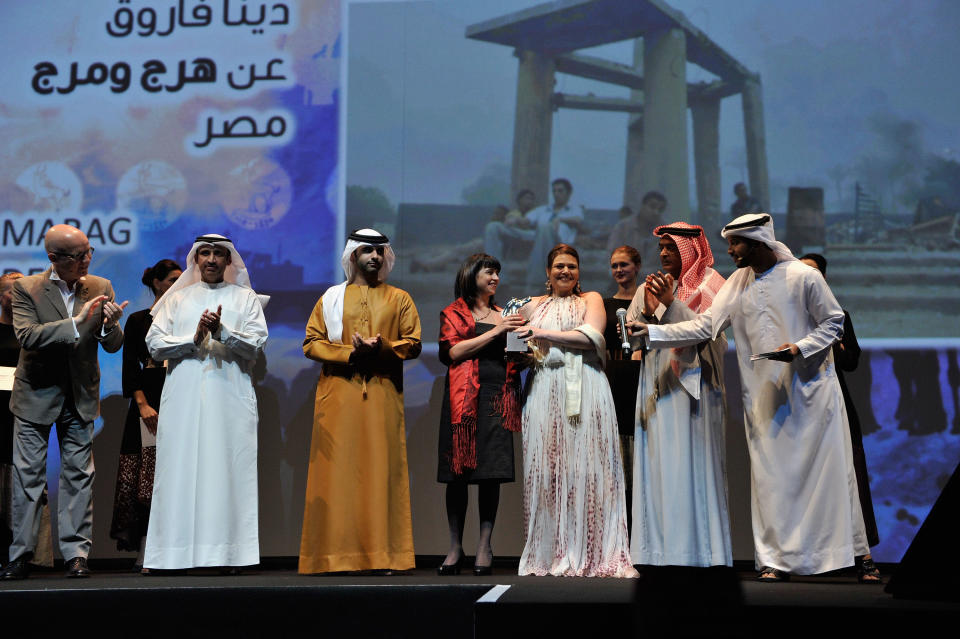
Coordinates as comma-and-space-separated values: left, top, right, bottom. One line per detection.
757, 566, 790, 582
856, 556, 881, 584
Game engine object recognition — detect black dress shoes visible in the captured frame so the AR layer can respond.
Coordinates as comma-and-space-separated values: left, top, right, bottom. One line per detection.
472, 565, 493, 576
65, 557, 91, 578
1, 556, 31, 580
437, 553, 464, 576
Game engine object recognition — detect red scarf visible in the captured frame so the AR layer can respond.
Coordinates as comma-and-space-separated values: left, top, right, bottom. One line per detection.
439, 298, 522, 475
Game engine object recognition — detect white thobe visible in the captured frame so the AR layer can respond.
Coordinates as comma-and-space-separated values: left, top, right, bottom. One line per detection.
627, 286, 732, 567
645, 261, 868, 574
143, 281, 268, 569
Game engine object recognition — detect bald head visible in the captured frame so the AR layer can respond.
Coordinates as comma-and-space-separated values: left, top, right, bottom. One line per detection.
44, 224, 88, 254
45, 224, 92, 285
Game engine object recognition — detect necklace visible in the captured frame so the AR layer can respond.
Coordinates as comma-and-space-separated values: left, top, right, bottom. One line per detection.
471, 306, 493, 322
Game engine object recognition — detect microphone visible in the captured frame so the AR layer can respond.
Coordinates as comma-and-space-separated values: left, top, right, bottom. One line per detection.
616, 307, 631, 355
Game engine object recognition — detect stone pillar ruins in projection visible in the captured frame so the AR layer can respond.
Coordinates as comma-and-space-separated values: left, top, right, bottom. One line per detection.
691, 95, 721, 232
511, 49, 555, 204
623, 39, 645, 214
643, 28, 689, 219
742, 76, 770, 212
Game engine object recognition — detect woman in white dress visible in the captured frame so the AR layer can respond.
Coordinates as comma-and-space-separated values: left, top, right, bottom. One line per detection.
518, 244, 636, 577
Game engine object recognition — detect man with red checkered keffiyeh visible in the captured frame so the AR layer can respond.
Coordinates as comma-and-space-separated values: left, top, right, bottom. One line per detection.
626, 213, 869, 582
624, 221, 732, 567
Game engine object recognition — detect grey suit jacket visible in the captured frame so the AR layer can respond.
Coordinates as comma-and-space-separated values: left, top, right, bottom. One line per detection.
9, 268, 124, 424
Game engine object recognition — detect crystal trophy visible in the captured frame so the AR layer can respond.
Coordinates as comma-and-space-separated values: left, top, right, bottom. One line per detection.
502, 296, 532, 353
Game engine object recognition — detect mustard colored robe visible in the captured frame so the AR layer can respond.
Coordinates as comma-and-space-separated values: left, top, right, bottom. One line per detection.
298, 283, 421, 573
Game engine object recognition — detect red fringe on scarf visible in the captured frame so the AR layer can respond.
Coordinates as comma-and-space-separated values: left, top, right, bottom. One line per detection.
441, 298, 524, 475
450, 415, 478, 475
493, 381, 522, 432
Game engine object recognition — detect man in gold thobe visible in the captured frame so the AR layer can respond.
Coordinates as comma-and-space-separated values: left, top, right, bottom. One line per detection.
299, 229, 421, 574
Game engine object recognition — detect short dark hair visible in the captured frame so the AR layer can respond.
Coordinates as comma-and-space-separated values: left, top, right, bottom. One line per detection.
515, 189, 534, 203
799, 252, 827, 276
642, 191, 666, 206
551, 178, 572, 193
142, 259, 183, 294
455, 253, 502, 308
610, 245, 641, 267
734, 182, 747, 192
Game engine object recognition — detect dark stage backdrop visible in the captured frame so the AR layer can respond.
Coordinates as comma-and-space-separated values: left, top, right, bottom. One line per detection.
2, 0, 959, 565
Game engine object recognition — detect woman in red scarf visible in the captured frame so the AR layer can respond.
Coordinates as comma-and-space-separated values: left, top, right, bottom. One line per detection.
437, 253, 526, 576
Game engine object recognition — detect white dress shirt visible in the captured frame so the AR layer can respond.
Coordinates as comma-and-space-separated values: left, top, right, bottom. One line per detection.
526, 202, 585, 245
48, 269, 80, 341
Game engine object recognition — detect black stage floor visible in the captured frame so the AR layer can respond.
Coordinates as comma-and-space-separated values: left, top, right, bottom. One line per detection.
2, 563, 958, 638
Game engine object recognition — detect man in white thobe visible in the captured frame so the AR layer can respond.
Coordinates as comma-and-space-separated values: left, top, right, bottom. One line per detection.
626, 222, 731, 567
144, 235, 268, 570
627, 213, 867, 580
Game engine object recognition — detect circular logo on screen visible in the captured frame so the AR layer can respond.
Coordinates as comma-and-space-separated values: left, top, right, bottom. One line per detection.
116, 161, 188, 231
222, 158, 293, 230
15, 161, 84, 213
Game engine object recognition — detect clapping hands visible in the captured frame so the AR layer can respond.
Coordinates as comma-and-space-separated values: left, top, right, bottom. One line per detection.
645, 271, 675, 308
351, 331, 382, 356
194, 305, 222, 346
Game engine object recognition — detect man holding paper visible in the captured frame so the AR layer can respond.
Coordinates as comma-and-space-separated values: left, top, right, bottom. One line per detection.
625, 213, 868, 581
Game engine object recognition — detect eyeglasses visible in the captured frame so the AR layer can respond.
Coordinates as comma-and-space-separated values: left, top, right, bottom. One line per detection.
54, 247, 95, 262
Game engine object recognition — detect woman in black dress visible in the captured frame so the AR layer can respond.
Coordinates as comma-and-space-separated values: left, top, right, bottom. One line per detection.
437, 254, 526, 575
109, 259, 181, 568
603, 245, 643, 530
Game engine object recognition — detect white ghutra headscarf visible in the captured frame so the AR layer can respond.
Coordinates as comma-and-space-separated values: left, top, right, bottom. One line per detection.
720, 213, 796, 263
322, 228, 395, 344
150, 234, 267, 317
708, 213, 796, 338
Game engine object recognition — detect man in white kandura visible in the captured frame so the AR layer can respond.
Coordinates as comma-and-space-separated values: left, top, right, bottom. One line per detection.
625, 222, 731, 567
143, 235, 268, 571
626, 213, 867, 581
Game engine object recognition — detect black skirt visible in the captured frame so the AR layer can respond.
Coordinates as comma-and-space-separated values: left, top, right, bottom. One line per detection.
437, 323, 515, 483
603, 297, 641, 436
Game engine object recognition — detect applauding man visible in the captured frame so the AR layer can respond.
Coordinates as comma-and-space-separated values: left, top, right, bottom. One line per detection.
3, 225, 127, 580
143, 235, 268, 572
625, 222, 730, 568
299, 229, 422, 574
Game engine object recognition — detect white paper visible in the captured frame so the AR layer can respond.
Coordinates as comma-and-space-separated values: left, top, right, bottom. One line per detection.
140, 418, 157, 448
0, 366, 15, 392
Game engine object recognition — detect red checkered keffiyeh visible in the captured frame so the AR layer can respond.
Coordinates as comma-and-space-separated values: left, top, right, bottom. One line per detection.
653, 222, 725, 313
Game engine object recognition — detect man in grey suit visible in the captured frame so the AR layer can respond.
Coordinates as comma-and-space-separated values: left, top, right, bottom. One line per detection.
1, 225, 127, 580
